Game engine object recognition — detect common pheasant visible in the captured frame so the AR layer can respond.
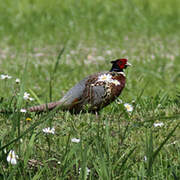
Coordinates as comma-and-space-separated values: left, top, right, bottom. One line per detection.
28, 59, 131, 114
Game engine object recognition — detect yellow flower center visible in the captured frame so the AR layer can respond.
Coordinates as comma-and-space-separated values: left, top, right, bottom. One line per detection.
9, 153, 13, 159
26, 117, 32, 121
101, 76, 107, 80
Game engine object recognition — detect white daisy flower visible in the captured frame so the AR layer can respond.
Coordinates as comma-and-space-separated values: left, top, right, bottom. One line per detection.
116, 98, 123, 104
170, 141, 178, 145
1, 74, 12, 80
20, 109, 27, 113
111, 79, 120, 86
97, 74, 112, 82
124, 103, 133, 112
15, 78, 20, 83
86, 168, 91, 175
42, 127, 55, 134
23, 92, 30, 100
29, 97, 34, 101
1, 75, 6, 79
7, 150, 18, 165
7, 75, 12, 79
144, 156, 147, 161
23, 92, 34, 101
71, 138, 80, 143
79, 167, 90, 175
153, 122, 164, 127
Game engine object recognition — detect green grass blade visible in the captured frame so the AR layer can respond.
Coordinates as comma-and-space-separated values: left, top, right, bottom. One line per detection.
146, 122, 180, 176
24, 133, 36, 167
49, 47, 65, 102
53, 47, 65, 74
119, 146, 136, 173
152, 122, 180, 163
16, 59, 29, 109
29, 88, 44, 104
0, 106, 59, 151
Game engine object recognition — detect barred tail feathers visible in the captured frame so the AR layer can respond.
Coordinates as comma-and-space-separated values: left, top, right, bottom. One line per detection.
28, 101, 60, 112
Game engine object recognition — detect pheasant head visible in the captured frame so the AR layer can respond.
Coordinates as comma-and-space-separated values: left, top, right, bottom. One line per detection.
110, 59, 131, 72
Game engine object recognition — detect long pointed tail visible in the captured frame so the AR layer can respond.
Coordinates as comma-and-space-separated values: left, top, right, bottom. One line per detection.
28, 101, 61, 112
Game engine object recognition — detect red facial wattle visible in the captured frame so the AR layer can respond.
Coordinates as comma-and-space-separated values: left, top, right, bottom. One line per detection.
117, 59, 128, 69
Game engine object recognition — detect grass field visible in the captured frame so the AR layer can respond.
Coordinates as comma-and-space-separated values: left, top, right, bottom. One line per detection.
0, 0, 180, 179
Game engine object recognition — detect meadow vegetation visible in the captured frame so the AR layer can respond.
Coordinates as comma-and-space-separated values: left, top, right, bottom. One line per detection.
0, 0, 180, 179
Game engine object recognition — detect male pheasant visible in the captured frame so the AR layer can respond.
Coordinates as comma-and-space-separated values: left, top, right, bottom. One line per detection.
28, 59, 131, 114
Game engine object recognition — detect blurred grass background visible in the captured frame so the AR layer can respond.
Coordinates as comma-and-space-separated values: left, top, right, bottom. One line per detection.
0, 0, 180, 45
0, 0, 180, 101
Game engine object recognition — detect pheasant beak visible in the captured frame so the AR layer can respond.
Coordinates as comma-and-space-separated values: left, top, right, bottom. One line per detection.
126, 62, 132, 66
